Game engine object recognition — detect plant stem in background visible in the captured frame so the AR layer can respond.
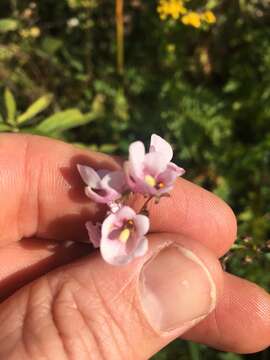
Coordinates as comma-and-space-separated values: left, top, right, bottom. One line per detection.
85, 6, 93, 82
115, 0, 124, 75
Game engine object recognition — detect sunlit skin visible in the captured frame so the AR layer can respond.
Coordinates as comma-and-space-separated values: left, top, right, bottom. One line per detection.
0, 133, 269, 359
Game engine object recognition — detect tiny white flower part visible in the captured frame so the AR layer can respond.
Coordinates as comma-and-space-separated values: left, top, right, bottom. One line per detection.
100, 206, 149, 265
124, 134, 185, 196
77, 164, 127, 204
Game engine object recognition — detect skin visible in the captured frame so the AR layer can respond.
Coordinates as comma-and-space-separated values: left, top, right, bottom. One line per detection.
0, 133, 269, 359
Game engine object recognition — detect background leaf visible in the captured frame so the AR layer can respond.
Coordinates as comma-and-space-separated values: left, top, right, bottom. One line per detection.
0, 19, 18, 33
0, 124, 12, 132
33, 109, 97, 135
17, 94, 53, 124
4, 88, 16, 125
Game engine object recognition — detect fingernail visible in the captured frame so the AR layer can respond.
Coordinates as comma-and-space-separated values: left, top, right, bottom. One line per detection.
139, 244, 216, 334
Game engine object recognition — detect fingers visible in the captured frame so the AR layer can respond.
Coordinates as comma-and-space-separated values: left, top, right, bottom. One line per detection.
130, 178, 237, 256
1, 238, 269, 355
0, 239, 90, 301
0, 233, 222, 359
183, 273, 270, 353
0, 133, 236, 256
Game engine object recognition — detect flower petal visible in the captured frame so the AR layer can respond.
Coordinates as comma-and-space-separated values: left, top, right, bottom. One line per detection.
144, 151, 169, 176
101, 170, 126, 193
85, 221, 101, 248
100, 235, 130, 265
85, 186, 109, 203
77, 164, 101, 187
114, 205, 136, 222
134, 214, 150, 237
150, 134, 173, 163
158, 162, 185, 185
101, 212, 117, 238
133, 237, 148, 258
97, 169, 110, 178
129, 141, 145, 177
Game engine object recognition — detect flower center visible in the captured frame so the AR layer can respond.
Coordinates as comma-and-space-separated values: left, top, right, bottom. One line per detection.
144, 175, 157, 187
119, 219, 134, 243
144, 175, 165, 190
119, 228, 130, 243
156, 181, 165, 189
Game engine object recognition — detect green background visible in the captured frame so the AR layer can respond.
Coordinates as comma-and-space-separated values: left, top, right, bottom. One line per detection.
0, 0, 269, 358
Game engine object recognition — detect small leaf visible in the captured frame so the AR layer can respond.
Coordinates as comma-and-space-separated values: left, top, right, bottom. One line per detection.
42, 36, 63, 55
34, 109, 97, 135
4, 88, 16, 125
0, 18, 19, 33
17, 94, 53, 124
0, 124, 12, 132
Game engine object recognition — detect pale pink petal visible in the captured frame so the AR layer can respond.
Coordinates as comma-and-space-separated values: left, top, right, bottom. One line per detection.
115, 205, 136, 222
85, 186, 110, 203
125, 231, 141, 254
101, 170, 126, 193
97, 169, 110, 178
168, 162, 186, 176
133, 237, 148, 258
101, 212, 117, 238
77, 164, 101, 187
124, 161, 141, 190
133, 214, 150, 237
158, 162, 185, 185
144, 152, 169, 176
150, 134, 173, 163
129, 141, 145, 177
85, 221, 101, 248
100, 236, 130, 265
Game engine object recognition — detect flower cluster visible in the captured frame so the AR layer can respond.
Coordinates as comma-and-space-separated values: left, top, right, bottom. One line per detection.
157, 0, 216, 28
19, 26, 41, 38
78, 134, 185, 266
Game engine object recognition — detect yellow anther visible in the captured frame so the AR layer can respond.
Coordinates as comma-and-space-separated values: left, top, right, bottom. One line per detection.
145, 175, 157, 187
119, 228, 130, 243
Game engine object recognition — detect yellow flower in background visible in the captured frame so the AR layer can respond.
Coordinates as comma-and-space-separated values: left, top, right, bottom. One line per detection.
19, 27, 41, 39
182, 12, 201, 28
202, 10, 216, 24
157, 0, 187, 20
30, 27, 41, 38
157, 0, 217, 28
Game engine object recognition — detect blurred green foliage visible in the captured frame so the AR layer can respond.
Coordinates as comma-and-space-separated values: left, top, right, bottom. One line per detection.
0, 0, 269, 358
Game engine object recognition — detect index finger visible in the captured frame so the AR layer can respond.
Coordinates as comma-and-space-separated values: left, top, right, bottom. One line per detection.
0, 134, 236, 256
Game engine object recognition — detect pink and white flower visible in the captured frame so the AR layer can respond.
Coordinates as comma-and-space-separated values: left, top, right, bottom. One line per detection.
100, 206, 149, 265
77, 165, 127, 204
124, 134, 185, 196
85, 221, 101, 248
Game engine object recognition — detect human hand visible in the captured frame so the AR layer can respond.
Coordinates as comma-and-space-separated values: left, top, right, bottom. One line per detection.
0, 134, 269, 359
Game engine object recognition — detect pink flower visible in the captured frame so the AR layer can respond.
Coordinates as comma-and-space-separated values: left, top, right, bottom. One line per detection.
125, 134, 185, 196
100, 206, 149, 265
86, 221, 101, 248
77, 165, 127, 204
